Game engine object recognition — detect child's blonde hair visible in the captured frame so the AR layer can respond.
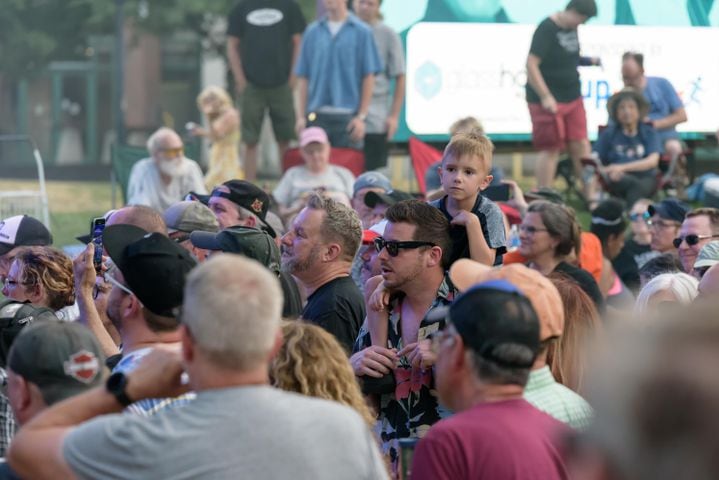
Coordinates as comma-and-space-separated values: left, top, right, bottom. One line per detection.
449, 116, 484, 136
442, 129, 494, 173
196, 86, 232, 111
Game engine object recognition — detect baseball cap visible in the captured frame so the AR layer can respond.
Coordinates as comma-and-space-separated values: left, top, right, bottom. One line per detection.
299, 127, 330, 147
163, 201, 219, 234
428, 279, 540, 369
353, 171, 392, 197
647, 198, 689, 224
8, 321, 105, 405
207, 180, 276, 238
0, 215, 53, 256
694, 241, 719, 269
364, 190, 414, 208
103, 224, 197, 317
190, 226, 280, 273
524, 187, 564, 205
449, 259, 564, 341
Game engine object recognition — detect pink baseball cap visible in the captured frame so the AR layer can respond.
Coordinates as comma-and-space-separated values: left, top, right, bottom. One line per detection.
299, 127, 329, 147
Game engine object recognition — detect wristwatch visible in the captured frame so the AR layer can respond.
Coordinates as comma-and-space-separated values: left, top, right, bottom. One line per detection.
106, 371, 134, 407
356, 112, 367, 121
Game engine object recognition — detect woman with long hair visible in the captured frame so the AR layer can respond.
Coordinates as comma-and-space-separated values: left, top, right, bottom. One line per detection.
547, 273, 603, 395
270, 321, 376, 428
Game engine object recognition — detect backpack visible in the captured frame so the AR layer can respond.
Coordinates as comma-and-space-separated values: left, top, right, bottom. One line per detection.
0, 300, 57, 367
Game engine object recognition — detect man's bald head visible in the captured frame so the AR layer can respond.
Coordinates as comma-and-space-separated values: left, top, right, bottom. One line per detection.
107, 205, 167, 235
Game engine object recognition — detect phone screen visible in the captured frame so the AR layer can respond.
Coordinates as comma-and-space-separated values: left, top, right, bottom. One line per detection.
91, 218, 106, 274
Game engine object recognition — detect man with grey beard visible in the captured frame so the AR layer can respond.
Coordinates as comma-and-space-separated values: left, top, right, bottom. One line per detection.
280, 193, 364, 353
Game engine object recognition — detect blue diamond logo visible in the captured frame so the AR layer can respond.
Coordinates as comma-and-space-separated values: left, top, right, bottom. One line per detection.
415, 61, 442, 100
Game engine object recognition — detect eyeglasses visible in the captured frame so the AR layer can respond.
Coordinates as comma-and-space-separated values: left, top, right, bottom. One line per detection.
672, 234, 719, 249
104, 264, 134, 297
647, 219, 680, 230
2, 277, 27, 288
519, 225, 548, 235
629, 211, 651, 222
373, 237, 435, 257
161, 147, 184, 157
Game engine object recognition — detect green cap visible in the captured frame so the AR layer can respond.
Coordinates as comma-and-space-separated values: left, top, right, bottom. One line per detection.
190, 226, 280, 273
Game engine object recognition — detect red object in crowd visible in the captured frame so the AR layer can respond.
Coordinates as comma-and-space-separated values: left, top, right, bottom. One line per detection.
282, 147, 365, 177
409, 137, 443, 194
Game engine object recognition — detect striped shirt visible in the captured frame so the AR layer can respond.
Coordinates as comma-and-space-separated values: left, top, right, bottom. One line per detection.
524, 366, 593, 430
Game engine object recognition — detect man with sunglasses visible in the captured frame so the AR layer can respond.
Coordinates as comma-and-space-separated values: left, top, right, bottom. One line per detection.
411, 280, 568, 480
350, 200, 455, 474
677, 207, 719, 273
80, 224, 197, 415
127, 127, 207, 213
647, 198, 689, 256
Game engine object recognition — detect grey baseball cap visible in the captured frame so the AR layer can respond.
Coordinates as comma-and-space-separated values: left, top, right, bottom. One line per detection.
353, 172, 392, 197
694, 241, 719, 269
163, 201, 219, 234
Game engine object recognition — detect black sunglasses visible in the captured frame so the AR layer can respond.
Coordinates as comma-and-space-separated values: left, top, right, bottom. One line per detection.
673, 234, 719, 249
373, 237, 435, 257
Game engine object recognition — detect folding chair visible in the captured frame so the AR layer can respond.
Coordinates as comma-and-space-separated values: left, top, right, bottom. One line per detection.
282, 147, 365, 177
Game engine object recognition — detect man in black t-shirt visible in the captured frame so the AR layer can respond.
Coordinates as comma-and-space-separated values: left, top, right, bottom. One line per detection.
525, 0, 599, 189
226, 0, 306, 180
280, 193, 364, 352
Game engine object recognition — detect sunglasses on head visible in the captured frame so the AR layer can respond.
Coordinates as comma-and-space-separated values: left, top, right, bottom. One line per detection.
673, 234, 719, 249
373, 237, 435, 257
629, 211, 651, 222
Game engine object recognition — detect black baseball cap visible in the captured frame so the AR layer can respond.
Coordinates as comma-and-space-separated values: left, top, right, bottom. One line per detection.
0, 215, 53, 256
8, 321, 106, 405
194, 180, 276, 238
103, 224, 197, 317
364, 190, 414, 208
428, 280, 540, 370
190, 226, 280, 273
648, 198, 690, 224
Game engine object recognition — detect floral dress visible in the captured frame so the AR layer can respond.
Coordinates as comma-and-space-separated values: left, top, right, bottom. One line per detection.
353, 275, 456, 472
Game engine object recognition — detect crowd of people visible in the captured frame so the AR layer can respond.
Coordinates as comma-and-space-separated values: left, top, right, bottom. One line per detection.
0, 0, 717, 478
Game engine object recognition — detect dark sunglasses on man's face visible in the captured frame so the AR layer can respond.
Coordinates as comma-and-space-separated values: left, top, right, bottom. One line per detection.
373, 237, 435, 257
673, 234, 719, 249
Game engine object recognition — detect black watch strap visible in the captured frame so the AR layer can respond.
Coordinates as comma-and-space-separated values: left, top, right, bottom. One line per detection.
106, 371, 134, 407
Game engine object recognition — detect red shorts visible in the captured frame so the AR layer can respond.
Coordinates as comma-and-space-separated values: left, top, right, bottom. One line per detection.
528, 97, 588, 151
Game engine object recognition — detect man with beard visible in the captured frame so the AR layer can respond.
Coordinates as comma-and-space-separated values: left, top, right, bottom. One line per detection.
280, 193, 364, 352
350, 200, 456, 475
127, 127, 207, 212
75, 223, 196, 415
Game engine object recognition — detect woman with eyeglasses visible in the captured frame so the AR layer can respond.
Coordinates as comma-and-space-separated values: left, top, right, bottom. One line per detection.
519, 201, 604, 312
1, 246, 77, 321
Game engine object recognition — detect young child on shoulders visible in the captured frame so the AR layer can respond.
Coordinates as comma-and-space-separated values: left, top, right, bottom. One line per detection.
363, 131, 507, 354
429, 129, 507, 266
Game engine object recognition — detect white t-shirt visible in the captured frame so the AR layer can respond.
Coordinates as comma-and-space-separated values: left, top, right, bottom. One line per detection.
273, 165, 355, 207
327, 19, 345, 37
126, 158, 207, 212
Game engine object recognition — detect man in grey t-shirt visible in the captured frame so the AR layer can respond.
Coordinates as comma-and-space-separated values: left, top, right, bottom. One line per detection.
8, 255, 387, 480
354, 0, 405, 170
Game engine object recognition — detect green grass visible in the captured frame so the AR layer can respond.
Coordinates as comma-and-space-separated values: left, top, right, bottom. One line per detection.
1, 180, 113, 247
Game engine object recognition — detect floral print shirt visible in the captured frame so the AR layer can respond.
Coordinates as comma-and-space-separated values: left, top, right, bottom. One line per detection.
353, 275, 457, 471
